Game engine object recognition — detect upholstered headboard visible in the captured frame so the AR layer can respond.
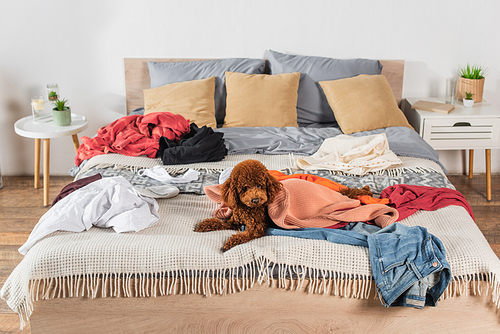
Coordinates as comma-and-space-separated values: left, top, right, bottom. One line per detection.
124, 58, 404, 115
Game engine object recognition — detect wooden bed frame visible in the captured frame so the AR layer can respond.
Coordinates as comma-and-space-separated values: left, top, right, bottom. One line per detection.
27, 58, 500, 333
30, 279, 499, 333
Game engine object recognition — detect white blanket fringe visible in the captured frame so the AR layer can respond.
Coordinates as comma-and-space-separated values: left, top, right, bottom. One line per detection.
440, 273, 500, 308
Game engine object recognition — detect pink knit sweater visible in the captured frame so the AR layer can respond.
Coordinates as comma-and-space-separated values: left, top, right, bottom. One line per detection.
204, 179, 398, 229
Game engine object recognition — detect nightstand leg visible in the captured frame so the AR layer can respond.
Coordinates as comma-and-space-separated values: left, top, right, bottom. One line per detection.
486, 149, 491, 201
468, 149, 474, 179
71, 134, 80, 154
43, 139, 50, 207
34, 138, 41, 189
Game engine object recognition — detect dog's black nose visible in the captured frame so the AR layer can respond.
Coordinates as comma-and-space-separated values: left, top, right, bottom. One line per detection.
252, 198, 260, 204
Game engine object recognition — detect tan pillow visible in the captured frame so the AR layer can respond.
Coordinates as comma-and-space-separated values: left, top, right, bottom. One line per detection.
319, 75, 413, 134
143, 77, 217, 128
223, 71, 300, 127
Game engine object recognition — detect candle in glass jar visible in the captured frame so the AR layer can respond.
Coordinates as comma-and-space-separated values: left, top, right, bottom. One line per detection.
31, 97, 44, 111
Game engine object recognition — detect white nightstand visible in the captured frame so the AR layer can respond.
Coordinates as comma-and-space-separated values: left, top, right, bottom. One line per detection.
14, 113, 88, 206
403, 97, 500, 201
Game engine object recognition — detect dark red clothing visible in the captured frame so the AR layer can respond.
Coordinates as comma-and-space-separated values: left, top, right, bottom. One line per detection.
75, 113, 191, 166
380, 184, 474, 221
52, 173, 102, 206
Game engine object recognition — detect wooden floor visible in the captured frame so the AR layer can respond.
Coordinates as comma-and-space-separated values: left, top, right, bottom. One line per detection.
0, 174, 499, 333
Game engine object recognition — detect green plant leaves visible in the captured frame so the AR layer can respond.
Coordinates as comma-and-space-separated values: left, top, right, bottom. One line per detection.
458, 64, 486, 79
54, 98, 69, 111
465, 92, 474, 100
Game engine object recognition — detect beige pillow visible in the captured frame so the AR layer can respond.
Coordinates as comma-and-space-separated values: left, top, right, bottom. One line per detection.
223, 71, 300, 127
143, 77, 217, 128
319, 75, 413, 134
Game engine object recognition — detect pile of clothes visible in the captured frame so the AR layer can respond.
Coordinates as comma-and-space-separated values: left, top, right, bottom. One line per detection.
75, 113, 227, 166
157, 123, 227, 165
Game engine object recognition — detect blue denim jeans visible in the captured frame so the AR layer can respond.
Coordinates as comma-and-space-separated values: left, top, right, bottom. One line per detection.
266, 222, 451, 308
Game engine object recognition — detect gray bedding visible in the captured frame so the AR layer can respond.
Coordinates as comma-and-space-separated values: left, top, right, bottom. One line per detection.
215, 126, 444, 172
70, 126, 445, 177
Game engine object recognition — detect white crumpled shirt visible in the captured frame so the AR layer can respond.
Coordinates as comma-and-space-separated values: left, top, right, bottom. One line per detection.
19, 176, 159, 255
296, 133, 402, 176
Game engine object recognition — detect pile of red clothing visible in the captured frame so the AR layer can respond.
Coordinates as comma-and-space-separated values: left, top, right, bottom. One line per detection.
75, 113, 191, 166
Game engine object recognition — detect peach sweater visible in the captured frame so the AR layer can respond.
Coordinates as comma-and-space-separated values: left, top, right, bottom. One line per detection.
204, 179, 398, 229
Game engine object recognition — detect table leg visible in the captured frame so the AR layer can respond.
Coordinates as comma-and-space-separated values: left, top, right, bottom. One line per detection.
71, 134, 80, 154
486, 149, 491, 201
43, 139, 50, 206
468, 149, 474, 179
34, 138, 41, 189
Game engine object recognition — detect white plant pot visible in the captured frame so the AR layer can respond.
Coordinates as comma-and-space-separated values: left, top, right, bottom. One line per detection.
463, 98, 474, 108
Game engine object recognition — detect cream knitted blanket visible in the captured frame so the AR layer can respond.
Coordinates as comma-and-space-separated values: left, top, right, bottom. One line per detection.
2, 154, 500, 329
296, 133, 402, 175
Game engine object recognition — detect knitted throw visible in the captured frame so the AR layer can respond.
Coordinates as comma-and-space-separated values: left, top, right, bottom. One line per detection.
2, 154, 500, 329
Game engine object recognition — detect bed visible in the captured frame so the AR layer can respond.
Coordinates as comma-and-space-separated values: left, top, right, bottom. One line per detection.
2, 52, 500, 333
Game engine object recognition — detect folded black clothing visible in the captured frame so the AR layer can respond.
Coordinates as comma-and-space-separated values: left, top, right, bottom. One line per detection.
157, 123, 228, 165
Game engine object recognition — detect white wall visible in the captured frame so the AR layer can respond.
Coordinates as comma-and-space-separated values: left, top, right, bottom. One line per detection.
1, 0, 499, 176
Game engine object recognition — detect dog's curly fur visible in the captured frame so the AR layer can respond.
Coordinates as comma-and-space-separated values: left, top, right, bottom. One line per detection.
194, 159, 282, 252
339, 185, 373, 199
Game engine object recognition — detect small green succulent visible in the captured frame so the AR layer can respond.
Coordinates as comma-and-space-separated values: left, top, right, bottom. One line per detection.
53, 98, 69, 111
48, 91, 58, 101
464, 92, 474, 100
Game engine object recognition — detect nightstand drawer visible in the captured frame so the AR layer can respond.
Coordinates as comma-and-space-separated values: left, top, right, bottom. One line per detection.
422, 118, 500, 149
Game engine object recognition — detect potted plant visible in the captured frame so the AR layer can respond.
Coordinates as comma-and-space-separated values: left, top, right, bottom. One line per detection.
48, 91, 58, 101
458, 64, 486, 102
52, 98, 72, 126
463, 92, 474, 108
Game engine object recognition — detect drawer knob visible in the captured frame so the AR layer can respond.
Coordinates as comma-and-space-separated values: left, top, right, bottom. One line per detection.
453, 122, 472, 127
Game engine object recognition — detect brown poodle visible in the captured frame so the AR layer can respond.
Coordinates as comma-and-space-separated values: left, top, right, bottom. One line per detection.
195, 159, 282, 252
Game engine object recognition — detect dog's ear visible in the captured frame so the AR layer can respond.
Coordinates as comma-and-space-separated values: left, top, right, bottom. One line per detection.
220, 175, 239, 209
265, 172, 282, 204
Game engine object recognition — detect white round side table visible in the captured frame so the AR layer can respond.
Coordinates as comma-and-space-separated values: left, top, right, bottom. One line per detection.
14, 113, 88, 206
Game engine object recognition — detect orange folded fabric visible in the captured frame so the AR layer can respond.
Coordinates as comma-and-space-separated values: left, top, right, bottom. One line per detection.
268, 170, 389, 205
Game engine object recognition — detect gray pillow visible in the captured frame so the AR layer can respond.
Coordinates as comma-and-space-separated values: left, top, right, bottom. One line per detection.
148, 58, 267, 126
267, 50, 383, 127
129, 107, 145, 116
